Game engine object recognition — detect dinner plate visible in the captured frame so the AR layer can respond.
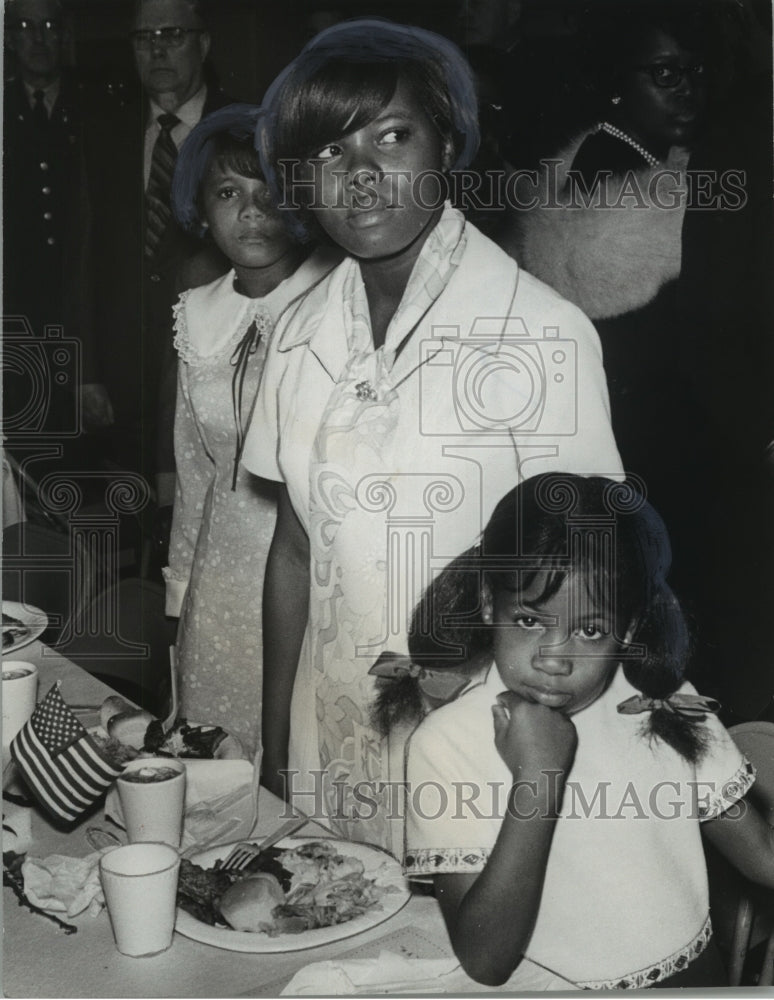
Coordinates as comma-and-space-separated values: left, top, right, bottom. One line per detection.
2, 600, 48, 654
175, 837, 410, 953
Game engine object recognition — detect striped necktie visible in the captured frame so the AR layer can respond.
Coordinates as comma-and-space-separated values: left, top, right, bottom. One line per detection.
144, 112, 180, 259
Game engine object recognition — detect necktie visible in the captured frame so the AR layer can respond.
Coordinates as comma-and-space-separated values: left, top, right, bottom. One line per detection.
32, 89, 49, 128
144, 112, 180, 259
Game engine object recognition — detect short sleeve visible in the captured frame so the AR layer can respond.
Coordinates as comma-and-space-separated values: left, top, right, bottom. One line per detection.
404, 698, 510, 876
512, 292, 623, 483
693, 709, 756, 821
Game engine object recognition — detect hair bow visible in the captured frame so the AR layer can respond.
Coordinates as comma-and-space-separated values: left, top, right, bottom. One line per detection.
369, 651, 471, 702
617, 693, 721, 719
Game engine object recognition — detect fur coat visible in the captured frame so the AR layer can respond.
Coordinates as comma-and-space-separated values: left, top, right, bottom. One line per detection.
512, 131, 690, 320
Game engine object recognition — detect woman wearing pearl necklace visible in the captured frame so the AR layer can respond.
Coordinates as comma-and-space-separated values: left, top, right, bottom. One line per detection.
511, 1, 719, 715
570, 4, 706, 182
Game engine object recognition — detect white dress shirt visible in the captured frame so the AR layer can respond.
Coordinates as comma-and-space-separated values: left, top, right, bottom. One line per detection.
23, 78, 61, 117
143, 84, 207, 189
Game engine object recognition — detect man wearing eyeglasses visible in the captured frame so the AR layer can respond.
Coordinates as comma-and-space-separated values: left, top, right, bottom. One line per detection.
85, 0, 231, 545
133, 0, 215, 161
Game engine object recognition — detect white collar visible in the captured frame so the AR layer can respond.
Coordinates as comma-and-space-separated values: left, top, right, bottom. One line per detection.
23, 78, 60, 110
179, 248, 340, 359
148, 84, 207, 129
277, 204, 467, 355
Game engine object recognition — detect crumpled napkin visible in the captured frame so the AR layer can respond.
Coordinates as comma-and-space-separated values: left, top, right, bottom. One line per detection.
281, 952, 460, 995
280, 951, 581, 995
21, 848, 115, 919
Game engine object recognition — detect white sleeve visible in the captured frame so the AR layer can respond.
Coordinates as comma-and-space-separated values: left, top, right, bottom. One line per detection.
162, 361, 213, 617
693, 705, 756, 822
514, 298, 624, 482
404, 706, 508, 876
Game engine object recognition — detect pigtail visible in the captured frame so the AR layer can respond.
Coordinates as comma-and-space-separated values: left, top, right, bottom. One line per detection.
370, 674, 424, 737
622, 583, 710, 764
408, 544, 490, 667
370, 544, 487, 735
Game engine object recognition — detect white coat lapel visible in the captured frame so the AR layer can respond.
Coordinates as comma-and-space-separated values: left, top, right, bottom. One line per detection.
275, 258, 353, 384
388, 226, 521, 389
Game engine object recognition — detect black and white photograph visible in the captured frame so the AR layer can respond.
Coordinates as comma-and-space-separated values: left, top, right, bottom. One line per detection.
2, 0, 774, 995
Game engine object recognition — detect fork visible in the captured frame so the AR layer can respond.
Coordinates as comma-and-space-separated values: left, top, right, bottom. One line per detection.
220, 813, 310, 871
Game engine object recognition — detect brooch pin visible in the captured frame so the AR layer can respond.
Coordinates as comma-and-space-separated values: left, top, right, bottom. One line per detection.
355, 380, 378, 402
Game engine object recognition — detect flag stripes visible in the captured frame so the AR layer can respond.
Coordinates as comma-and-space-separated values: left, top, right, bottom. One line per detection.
11, 683, 124, 823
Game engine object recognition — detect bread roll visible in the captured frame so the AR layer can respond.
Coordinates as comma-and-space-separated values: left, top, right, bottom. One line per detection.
219, 873, 285, 932
107, 709, 155, 749
100, 695, 132, 731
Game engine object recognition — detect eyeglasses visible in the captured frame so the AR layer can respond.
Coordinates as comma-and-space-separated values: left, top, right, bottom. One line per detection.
130, 26, 203, 50
633, 63, 705, 88
9, 18, 61, 35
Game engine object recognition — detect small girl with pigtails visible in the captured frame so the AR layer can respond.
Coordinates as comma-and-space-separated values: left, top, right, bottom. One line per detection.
372, 472, 774, 990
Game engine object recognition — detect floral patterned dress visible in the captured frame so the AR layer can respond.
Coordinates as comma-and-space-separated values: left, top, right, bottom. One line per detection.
164, 258, 332, 758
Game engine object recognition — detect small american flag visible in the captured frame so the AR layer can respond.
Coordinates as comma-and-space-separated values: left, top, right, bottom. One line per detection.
10, 682, 123, 822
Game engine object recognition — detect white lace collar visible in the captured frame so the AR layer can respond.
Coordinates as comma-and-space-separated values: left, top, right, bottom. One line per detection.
173, 250, 339, 366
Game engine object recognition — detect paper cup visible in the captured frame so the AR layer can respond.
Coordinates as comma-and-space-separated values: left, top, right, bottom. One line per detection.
117, 758, 186, 847
2, 662, 38, 766
100, 842, 180, 957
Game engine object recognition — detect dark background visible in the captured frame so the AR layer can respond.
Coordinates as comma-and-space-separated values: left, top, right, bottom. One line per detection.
3, 1, 609, 105
4, 0, 773, 720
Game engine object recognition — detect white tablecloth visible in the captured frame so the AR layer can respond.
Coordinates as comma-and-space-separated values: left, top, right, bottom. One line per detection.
2, 643, 474, 998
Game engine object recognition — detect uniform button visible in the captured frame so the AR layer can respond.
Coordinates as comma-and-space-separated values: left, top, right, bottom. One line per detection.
42, 186, 51, 195
40, 161, 49, 171
150, 273, 161, 283
47, 237, 56, 245
43, 212, 53, 221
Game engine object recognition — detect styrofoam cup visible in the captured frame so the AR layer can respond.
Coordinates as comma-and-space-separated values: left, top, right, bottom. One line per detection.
117, 757, 186, 847
100, 842, 180, 956
2, 661, 38, 767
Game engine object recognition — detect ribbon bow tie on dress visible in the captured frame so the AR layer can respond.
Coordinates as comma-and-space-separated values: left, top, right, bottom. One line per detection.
617, 693, 721, 720
369, 651, 471, 702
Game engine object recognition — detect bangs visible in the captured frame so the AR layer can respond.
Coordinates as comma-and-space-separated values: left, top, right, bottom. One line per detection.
491, 539, 625, 628
277, 59, 400, 161
493, 564, 569, 608
207, 134, 264, 182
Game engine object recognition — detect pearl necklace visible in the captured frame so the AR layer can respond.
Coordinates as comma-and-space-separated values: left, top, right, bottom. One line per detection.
599, 122, 659, 167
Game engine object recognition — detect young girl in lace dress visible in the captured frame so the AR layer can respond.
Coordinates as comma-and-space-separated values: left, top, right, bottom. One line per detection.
374, 472, 773, 989
163, 105, 337, 757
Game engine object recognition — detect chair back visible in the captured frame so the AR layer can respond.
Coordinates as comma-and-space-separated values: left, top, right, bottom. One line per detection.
3, 521, 93, 646
727, 721, 774, 987
59, 577, 176, 718
730, 722, 774, 825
